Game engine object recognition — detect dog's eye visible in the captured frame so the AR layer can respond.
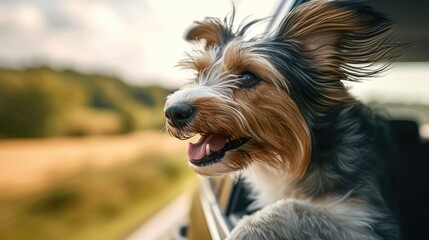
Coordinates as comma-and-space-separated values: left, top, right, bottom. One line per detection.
239, 71, 260, 89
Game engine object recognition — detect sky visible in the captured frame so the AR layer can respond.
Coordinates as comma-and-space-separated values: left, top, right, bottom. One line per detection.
0, 0, 428, 104
0, 0, 280, 88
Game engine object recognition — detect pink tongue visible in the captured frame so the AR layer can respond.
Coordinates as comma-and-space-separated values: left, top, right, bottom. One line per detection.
188, 135, 227, 161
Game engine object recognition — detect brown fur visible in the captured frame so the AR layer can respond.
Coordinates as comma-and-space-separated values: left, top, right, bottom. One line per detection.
171, 38, 312, 177
186, 18, 233, 49
165, 1, 404, 238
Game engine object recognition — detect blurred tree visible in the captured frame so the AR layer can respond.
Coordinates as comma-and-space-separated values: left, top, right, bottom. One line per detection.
0, 67, 172, 138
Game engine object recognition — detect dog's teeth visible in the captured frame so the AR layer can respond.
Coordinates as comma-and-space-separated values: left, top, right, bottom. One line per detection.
226, 138, 230, 143
206, 144, 211, 156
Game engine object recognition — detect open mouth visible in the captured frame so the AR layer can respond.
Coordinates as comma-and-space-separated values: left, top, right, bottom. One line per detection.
188, 135, 250, 167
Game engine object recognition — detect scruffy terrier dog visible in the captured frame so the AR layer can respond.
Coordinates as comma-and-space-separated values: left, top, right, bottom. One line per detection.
164, 1, 404, 239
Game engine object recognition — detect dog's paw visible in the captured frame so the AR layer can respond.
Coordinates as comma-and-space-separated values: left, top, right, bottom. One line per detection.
227, 218, 258, 240
226, 199, 329, 240
227, 200, 294, 240
227, 215, 271, 240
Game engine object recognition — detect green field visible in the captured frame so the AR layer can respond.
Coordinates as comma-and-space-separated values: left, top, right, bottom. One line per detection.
0, 66, 197, 240
0, 153, 196, 240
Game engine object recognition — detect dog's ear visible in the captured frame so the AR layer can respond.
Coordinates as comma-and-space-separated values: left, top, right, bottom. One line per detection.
275, 1, 403, 81
185, 18, 234, 49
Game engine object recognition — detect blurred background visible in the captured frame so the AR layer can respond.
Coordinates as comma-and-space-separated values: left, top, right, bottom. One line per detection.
0, 0, 428, 240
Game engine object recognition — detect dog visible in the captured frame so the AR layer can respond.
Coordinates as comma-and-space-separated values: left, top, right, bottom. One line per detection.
164, 1, 405, 239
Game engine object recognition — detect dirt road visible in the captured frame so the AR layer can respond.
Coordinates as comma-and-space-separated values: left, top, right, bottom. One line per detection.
0, 131, 187, 194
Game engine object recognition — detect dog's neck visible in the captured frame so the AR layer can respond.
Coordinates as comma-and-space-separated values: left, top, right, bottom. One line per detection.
243, 103, 386, 207
242, 161, 302, 208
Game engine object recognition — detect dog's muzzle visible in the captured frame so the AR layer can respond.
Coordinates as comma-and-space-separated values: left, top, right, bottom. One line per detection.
164, 103, 195, 128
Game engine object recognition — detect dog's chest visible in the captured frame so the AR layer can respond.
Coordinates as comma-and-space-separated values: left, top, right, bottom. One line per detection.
242, 162, 303, 208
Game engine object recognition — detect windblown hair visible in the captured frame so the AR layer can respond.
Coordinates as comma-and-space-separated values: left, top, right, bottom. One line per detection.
165, 1, 406, 239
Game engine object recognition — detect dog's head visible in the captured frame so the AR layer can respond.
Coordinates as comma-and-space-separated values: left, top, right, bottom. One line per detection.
164, 1, 403, 177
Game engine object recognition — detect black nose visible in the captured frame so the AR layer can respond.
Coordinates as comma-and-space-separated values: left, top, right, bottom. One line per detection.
165, 103, 195, 128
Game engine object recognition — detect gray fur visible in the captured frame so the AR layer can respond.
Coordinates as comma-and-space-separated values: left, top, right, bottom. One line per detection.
228, 199, 384, 240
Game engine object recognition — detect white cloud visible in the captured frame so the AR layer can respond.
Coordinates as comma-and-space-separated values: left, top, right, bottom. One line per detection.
65, 0, 127, 37
0, 2, 48, 61
0, 3, 46, 32
0, 0, 281, 87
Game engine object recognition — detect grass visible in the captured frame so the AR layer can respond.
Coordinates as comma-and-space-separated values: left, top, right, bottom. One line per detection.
0, 153, 197, 240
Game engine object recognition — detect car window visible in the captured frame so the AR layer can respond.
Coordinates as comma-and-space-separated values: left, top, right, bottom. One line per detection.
368, 0, 429, 62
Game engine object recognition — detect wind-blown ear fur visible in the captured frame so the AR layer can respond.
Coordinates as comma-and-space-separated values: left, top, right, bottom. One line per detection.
185, 18, 234, 49
275, 0, 405, 81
